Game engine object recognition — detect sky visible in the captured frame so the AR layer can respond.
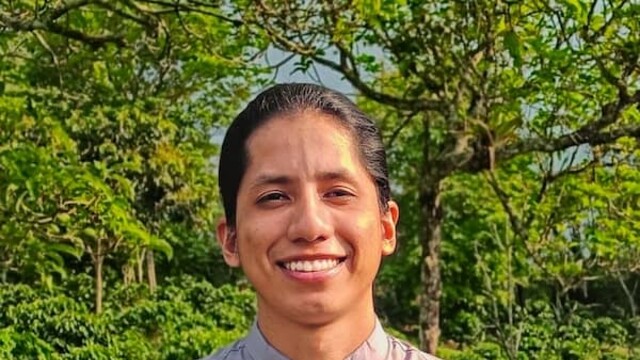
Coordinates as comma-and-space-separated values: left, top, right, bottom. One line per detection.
210, 47, 356, 144
265, 47, 355, 96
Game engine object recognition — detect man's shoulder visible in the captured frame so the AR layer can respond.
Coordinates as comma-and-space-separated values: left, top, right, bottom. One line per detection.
386, 334, 442, 360
200, 329, 443, 360
199, 339, 246, 360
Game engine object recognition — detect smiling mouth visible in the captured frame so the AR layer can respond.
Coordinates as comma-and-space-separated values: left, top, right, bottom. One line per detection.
277, 257, 347, 272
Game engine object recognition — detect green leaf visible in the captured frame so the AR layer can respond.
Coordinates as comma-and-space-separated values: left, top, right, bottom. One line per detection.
503, 30, 523, 68
82, 228, 98, 240
48, 243, 83, 259
56, 213, 72, 224
560, 0, 587, 21
148, 237, 174, 260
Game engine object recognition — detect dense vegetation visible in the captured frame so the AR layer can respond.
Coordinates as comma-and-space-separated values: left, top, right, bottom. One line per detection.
0, 276, 254, 359
2, 0, 640, 359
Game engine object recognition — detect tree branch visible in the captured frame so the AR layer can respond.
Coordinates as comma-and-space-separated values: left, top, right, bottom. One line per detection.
45, 0, 92, 22
385, 110, 419, 149
93, 0, 155, 29
32, 30, 63, 87
0, 12, 126, 47
484, 171, 528, 243
312, 54, 442, 112
47, 21, 126, 47
142, 0, 243, 26
497, 109, 640, 161
252, 0, 443, 112
616, 271, 637, 317
483, 170, 573, 292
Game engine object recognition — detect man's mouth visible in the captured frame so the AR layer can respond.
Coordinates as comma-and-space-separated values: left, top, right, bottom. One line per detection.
278, 257, 347, 272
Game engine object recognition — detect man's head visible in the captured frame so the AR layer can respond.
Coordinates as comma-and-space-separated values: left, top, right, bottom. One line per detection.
218, 83, 391, 227
216, 83, 399, 325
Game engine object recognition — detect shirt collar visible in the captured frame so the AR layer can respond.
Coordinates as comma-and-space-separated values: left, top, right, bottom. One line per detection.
347, 318, 389, 360
244, 321, 289, 360
244, 318, 390, 360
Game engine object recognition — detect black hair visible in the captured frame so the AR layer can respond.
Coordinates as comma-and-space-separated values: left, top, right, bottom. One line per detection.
218, 83, 391, 226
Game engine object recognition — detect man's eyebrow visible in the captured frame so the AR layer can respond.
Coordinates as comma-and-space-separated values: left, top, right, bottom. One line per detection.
249, 174, 293, 189
316, 170, 358, 183
249, 170, 358, 189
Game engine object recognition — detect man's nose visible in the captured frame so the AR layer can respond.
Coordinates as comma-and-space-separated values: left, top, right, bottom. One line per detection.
286, 193, 333, 243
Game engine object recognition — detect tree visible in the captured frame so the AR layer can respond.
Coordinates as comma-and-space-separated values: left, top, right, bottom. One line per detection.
1, 0, 266, 308
0, 117, 87, 286
241, 0, 640, 352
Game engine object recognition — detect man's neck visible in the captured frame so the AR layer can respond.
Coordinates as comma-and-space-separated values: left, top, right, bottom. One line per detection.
256, 301, 376, 360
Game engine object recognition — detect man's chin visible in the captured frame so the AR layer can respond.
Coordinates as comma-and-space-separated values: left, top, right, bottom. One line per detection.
264, 298, 347, 326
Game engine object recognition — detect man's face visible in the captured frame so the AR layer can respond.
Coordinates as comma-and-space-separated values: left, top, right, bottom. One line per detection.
217, 111, 399, 325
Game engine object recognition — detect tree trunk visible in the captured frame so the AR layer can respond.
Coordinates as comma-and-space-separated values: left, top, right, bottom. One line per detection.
137, 248, 145, 283
416, 113, 445, 354
95, 238, 104, 314
419, 176, 443, 354
617, 274, 637, 318
0, 258, 11, 283
146, 249, 157, 292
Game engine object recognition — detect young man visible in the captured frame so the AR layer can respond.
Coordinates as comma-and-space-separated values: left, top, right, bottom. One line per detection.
205, 84, 440, 360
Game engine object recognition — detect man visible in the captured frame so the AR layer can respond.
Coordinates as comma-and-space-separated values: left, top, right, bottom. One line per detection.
205, 83, 441, 360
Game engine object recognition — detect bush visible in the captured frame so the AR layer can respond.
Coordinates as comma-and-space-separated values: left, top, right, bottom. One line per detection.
0, 276, 255, 359
0, 327, 61, 360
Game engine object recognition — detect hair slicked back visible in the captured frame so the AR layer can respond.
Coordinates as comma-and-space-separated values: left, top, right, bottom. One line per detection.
218, 83, 391, 226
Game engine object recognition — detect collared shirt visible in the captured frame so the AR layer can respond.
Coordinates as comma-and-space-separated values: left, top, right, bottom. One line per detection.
201, 320, 441, 360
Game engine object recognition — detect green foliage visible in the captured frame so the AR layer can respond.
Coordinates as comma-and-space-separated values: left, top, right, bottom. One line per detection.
3, 0, 640, 358
242, 0, 640, 349
0, 0, 268, 284
438, 304, 634, 360
0, 277, 254, 359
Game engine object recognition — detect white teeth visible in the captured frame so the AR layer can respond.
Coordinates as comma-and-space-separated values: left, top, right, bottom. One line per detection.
283, 259, 340, 272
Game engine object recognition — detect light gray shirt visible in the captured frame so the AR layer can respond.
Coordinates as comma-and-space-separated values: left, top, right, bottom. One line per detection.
201, 320, 441, 360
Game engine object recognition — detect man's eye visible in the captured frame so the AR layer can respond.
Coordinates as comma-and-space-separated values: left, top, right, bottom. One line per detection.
325, 189, 354, 198
257, 192, 288, 203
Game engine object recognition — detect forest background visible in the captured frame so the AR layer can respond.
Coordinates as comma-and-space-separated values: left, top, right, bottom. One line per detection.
1, 0, 640, 359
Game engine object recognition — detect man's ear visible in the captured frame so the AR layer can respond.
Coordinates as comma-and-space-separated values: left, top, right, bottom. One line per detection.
216, 218, 240, 267
381, 200, 400, 256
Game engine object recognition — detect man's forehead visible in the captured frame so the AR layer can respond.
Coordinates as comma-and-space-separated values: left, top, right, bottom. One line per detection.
244, 110, 353, 148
